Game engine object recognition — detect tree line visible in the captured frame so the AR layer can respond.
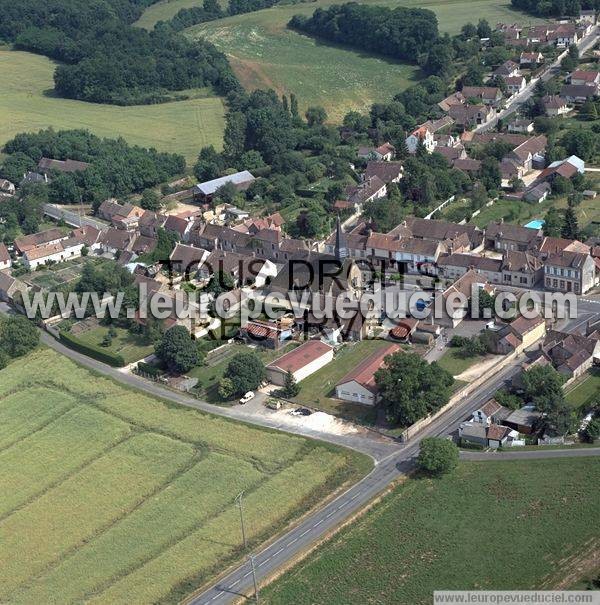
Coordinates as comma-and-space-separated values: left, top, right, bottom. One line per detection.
511, 0, 598, 16
288, 4, 440, 69
0, 129, 185, 206
0, 0, 239, 104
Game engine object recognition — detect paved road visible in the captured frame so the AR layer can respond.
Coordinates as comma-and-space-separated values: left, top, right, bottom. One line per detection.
187, 361, 524, 605
475, 26, 599, 133
461, 447, 600, 461
38, 331, 398, 461
43, 204, 108, 231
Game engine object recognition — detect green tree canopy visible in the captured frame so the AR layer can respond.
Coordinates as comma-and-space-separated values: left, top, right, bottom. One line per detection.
155, 325, 199, 373
224, 352, 266, 396
0, 315, 40, 358
417, 437, 459, 476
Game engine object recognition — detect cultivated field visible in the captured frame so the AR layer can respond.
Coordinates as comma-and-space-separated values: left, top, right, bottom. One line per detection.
0, 49, 225, 165
263, 457, 600, 604
186, 0, 543, 120
0, 348, 369, 604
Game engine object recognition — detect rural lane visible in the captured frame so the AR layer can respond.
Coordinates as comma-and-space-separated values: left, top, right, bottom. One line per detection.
36, 330, 600, 605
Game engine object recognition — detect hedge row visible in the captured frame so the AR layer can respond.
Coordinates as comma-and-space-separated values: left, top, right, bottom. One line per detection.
59, 331, 126, 367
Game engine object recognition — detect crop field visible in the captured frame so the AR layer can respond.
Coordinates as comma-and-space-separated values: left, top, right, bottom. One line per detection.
0, 49, 225, 165
0, 348, 369, 604
186, 0, 543, 121
263, 457, 600, 605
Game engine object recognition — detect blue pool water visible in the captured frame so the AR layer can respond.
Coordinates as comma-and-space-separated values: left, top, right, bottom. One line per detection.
524, 219, 545, 229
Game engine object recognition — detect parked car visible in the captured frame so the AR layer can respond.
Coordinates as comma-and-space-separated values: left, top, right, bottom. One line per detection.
290, 407, 312, 416
239, 391, 255, 405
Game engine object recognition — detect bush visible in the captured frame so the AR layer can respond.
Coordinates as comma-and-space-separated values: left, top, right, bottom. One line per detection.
59, 331, 125, 367
417, 437, 459, 476
136, 362, 163, 377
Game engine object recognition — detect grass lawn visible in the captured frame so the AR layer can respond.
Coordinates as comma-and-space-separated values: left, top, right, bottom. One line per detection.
289, 340, 392, 424
0, 48, 225, 165
188, 342, 298, 402
186, 0, 543, 121
436, 348, 485, 377
135, 0, 229, 28
565, 369, 600, 411
73, 325, 155, 364
262, 457, 600, 605
0, 348, 370, 604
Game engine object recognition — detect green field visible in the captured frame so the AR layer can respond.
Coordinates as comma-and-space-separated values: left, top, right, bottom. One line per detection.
263, 457, 600, 604
566, 369, 600, 410
436, 348, 486, 377
0, 49, 225, 165
0, 348, 369, 604
135, 0, 229, 28
185, 0, 543, 121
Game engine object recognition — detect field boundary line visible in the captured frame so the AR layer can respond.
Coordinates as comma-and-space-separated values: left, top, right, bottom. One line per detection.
0, 429, 134, 525
7, 443, 203, 601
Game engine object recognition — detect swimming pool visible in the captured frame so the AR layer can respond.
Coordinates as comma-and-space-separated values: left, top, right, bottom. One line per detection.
524, 219, 545, 229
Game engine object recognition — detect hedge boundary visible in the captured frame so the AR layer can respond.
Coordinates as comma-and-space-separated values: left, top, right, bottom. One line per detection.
59, 331, 126, 367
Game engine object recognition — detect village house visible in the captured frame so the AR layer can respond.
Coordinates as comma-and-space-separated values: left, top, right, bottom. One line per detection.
357, 142, 395, 161
538, 236, 590, 258
452, 158, 482, 175
493, 314, 547, 355
364, 161, 404, 184
239, 318, 294, 349
37, 157, 90, 179
0, 271, 27, 304
543, 250, 596, 294
471, 398, 511, 425
405, 126, 436, 154
520, 51, 544, 67
169, 243, 210, 276
542, 95, 570, 117
403, 217, 484, 251
503, 406, 542, 434
193, 170, 256, 202
569, 70, 600, 90
164, 214, 194, 242
539, 155, 585, 183
448, 104, 495, 129
508, 118, 534, 134
461, 86, 503, 107
139, 210, 167, 237
435, 269, 492, 328
485, 221, 543, 252
14, 227, 68, 255
524, 182, 552, 204
550, 24, 578, 47
266, 340, 334, 387
0, 243, 11, 270
438, 91, 465, 112
97, 200, 145, 231
560, 84, 597, 104
22, 237, 85, 270
493, 60, 521, 78
334, 343, 399, 406
459, 422, 518, 448
501, 250, 543, 287
437, 253, 503, 284
503, 75, 527, 96
98, 228, 136, 256
346, 176, 387, 207
542, 330, 600, 382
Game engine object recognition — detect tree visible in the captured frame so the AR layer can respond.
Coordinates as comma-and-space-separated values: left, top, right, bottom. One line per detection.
493, 388, 522, 411
583, 415, 600, 443
417, 438, 459, 476
223, 111, 247, 161
155, 326, 199, 373
0, 315, 39, 358
509, 176, 525, 192
551, 175, 573, 196
0, 350, 9, 370
375, 352, 454, 426
460, 22, 477, 40
281, 370, 300, 398
213, 181, 238, 204
290, 93, 299, 117
218, 377, 235, 400
561, 204, 580, 239
224, 352, 265, 396
140, 189, 161, 211
479, 157, 501, 192
205, 270, 235, 297
476, 18, 492, 38
305, 106, 327, 127
521, 365, 565, 414
544, 208, 563, 237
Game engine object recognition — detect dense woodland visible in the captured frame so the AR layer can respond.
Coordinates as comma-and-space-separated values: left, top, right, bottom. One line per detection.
289, 5, 440, 69
511, 0, 599, 16
0, 0, 238, 104
1, 129, 185, 205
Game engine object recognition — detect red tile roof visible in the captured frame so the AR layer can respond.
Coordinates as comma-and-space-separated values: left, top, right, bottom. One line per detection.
267, 340, 333, 374
336, 343, 400, 394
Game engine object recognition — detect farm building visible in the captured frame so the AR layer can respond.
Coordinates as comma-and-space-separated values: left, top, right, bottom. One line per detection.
266, 340, 334, 386
335, 343, 399, 405
193, 171, 256, 201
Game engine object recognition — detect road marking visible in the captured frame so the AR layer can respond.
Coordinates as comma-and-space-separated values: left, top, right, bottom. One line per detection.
299, 529, 310, 538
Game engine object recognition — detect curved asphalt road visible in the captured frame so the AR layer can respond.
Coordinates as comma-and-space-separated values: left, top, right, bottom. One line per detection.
38, 331, 600, 605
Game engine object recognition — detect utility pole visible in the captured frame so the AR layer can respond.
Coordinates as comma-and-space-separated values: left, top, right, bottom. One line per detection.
249, 554, 260, 604
235, 491, 247, 550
